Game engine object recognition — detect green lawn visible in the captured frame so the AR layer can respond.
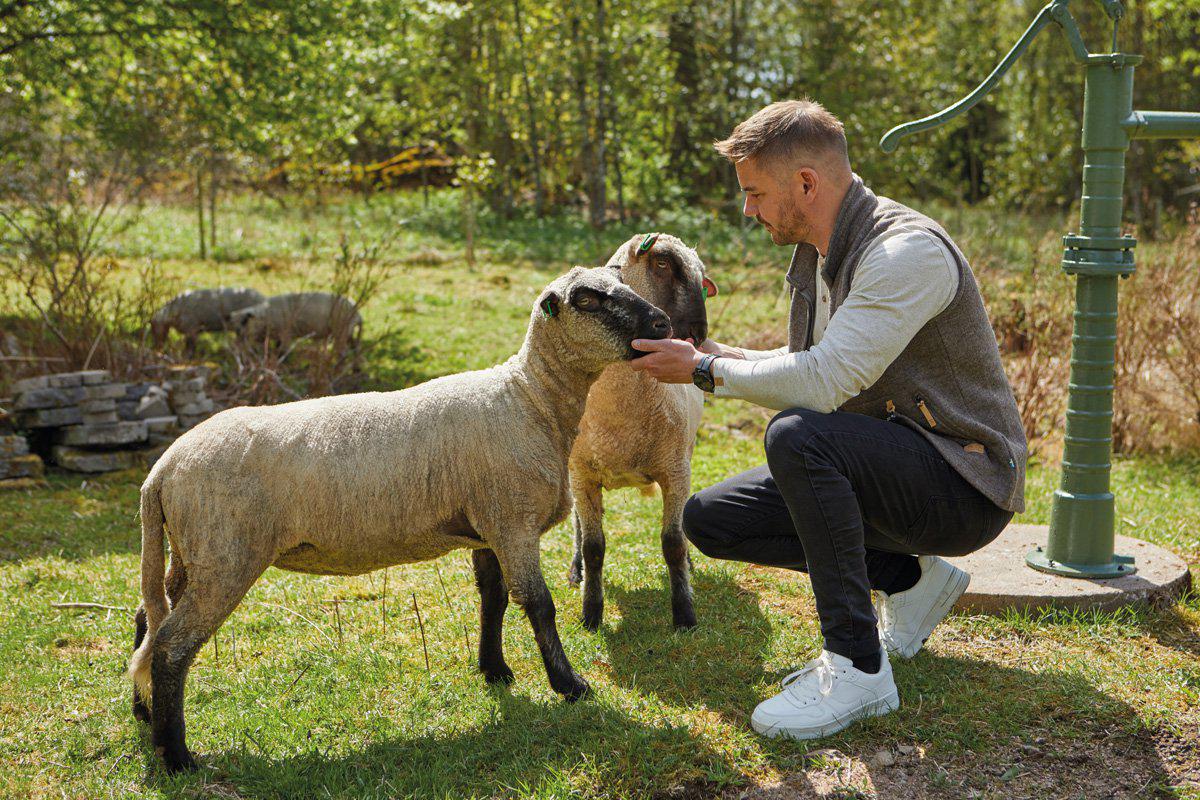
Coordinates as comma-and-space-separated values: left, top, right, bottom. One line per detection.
1, 193, 1197, 799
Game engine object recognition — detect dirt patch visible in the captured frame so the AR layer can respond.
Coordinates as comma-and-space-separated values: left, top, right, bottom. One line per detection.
719, 724, 1199, 799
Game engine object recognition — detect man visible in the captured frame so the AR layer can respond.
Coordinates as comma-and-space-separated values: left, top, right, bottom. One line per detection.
630, 100, 1026, 740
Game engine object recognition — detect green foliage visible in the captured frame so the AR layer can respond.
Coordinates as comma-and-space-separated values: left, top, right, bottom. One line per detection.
4, 0, 1198, 223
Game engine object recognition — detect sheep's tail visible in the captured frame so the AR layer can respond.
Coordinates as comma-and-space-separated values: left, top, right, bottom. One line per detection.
128, 478, 168, 701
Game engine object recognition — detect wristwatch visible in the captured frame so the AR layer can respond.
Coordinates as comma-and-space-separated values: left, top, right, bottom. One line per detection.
692, 353, 721, 393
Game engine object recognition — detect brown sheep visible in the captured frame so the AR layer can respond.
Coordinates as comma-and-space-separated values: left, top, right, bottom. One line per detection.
568, 233, 718, 630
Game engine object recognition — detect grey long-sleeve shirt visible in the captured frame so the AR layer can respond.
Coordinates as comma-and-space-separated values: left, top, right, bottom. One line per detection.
712, 225, 960, 412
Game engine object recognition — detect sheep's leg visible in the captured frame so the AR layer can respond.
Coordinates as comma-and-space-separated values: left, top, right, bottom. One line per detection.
572, 482, 606, 632
149, 563, 260, 773
471, 548, 514, 685
660, 472, 697, 630
567, 508, 583, 587
131, 607, 150, 722
495, 538, 590, 701
132, 558, 188, 723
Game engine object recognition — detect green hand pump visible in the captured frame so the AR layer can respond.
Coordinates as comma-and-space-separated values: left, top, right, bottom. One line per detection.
880, 0, 1200, 578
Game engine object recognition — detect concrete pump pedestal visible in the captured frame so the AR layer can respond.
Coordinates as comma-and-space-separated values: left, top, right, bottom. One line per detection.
947, 524, 1192, 614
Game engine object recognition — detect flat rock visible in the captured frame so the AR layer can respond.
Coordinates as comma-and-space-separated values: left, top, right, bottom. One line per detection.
0, 477, 45, 491
82, 383, 127, 401
82, 411, 120, 425
51, 446, 138, 473
79, 370, 111, 385
15, 406, 83, 428
136, 394, 171, 419
177, 413, 210, 429
168, 390, 207, 406
116, 400, 139, 421
1, 453, 44, 479
46, 373, 84, 388
79, 398, 117, 413
12, 376, 50, 393
143, 416, 179, 434
14, 386, 84, 410
123, 383, 154, 401
166, 376, 206, 392
54, 420, 148, 447
174, 398, 214, 416
0, 435, 30, 457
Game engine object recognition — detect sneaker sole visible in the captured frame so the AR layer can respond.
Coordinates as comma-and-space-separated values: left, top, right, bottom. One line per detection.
751, 690, 901, 740
894, 565, 970, 659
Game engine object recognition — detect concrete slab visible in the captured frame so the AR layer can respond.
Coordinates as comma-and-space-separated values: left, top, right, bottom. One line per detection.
949, 523, 1192, 614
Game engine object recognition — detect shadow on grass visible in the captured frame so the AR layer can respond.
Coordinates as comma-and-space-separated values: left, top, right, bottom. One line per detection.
151, 690, 734, 799
601, 570, 773, 722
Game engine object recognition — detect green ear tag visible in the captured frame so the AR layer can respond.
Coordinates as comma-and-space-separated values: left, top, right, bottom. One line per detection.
638, 233, 659, 254
541, 299, 556, 318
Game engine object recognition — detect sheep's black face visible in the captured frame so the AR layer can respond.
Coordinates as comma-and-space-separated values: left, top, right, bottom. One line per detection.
569, 284, 671, 360
536, 266, 671, 369
610, 234, 715, 347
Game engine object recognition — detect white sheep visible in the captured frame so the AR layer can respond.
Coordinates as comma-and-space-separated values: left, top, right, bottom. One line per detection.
150, 287, 266, 351
229, 291, 363, 347
127, 266, 671, 773
568, 233, 718, 630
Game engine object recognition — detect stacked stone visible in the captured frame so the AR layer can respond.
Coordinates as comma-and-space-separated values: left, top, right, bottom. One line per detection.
0, 407, 43, 483
163, 366, 216, 429
11, 370, 178, 473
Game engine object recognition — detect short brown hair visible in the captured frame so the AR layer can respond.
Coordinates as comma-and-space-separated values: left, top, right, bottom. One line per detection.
714, 99, 849, 168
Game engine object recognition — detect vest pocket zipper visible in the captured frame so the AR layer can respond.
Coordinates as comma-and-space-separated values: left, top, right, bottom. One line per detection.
915, 396, 938, 428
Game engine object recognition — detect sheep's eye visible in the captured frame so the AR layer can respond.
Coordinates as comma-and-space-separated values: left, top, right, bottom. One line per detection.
574, 292, 601, 312
655, 258, 670, 270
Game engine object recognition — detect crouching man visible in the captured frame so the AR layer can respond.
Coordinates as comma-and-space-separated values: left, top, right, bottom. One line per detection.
631, 99, 1026, 740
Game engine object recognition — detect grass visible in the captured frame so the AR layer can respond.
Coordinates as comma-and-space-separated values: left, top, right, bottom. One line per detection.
1, 190, 1198, 799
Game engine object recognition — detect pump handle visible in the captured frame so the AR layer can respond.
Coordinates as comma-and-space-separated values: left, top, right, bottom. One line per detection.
879, 0, 1115, 152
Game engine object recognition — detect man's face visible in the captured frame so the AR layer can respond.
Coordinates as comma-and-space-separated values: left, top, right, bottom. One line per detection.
735, 156, 811, 246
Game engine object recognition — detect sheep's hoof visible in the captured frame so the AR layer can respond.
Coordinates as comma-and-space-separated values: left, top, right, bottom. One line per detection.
673, 611, 698, 631
159, 746, 198, 774
559, 675, 591, 703
132, 698, 151, 724
567, 561, 582, 587
581, 611, 602, 633
481, 663, 515, 685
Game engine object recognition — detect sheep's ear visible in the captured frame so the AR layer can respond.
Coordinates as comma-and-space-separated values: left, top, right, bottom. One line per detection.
703, 276, 719, 298
540, 292, 561, 318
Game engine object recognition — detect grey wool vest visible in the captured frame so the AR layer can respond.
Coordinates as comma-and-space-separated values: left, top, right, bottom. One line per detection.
785, 175, 1027, 513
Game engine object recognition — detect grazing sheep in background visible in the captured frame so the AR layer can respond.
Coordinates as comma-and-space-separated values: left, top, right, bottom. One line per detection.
150, 287, 266, 351
128, 266, 672, 773
228, 291, 362, 347
568, 233, 718, 631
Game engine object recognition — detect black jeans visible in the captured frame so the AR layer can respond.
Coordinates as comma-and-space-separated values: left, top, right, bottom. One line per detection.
682, 408, 1013, 662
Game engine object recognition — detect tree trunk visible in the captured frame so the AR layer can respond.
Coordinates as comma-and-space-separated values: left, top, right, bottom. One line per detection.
196, 166, 207, 260
208, 158, 217, 252
513, 0, 545, 216
589, 0, 609, 228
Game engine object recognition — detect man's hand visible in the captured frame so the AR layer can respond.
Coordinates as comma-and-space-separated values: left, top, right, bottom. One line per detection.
629, 338, 704, 383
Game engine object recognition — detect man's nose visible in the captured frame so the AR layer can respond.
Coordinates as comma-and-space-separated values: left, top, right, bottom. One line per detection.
742, 196, 755, 218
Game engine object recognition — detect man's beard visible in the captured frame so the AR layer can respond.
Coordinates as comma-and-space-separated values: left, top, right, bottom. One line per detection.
758, 198, 811, 245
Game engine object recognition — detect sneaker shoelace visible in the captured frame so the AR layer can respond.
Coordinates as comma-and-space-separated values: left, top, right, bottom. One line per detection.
778, 651, 838, 704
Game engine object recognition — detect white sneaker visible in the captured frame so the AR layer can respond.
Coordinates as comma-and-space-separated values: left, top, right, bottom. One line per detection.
875, 555, 970, 659
750, 650, 899, 740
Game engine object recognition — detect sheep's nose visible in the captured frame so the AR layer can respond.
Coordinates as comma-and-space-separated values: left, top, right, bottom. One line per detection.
649, 315, 671, 338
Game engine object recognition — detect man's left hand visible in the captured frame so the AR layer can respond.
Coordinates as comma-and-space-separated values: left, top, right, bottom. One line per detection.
629, 338, 703, 383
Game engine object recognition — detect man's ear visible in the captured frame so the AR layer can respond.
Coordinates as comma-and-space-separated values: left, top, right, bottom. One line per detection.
795, 166, 819, 200
702, 276, 719, 298
540, 291, 561, 318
